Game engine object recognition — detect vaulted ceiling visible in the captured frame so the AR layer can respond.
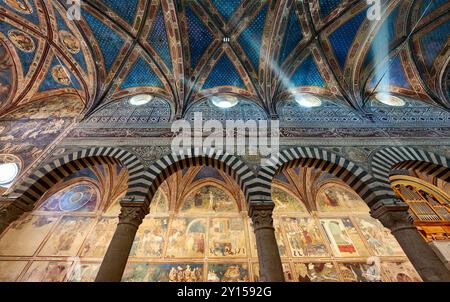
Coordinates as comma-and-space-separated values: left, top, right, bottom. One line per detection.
0, 0, 449, 120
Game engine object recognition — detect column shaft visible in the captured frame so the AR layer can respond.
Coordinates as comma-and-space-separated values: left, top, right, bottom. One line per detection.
371, 202, 450, 282
249, 204, 285, 282
95, 204, 147, 282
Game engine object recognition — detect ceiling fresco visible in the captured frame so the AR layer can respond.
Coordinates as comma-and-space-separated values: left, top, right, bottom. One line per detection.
0, 0, 448, 121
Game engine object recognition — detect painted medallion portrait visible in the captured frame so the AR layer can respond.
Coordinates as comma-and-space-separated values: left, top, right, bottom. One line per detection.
59, 30, 80, 54
0, 42, 14, 105
51, 65, 71, 85
4, 0, 33, 14
8, 29, 35, 53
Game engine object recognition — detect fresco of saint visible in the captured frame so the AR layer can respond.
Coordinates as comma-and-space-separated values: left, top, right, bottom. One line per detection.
317, 184, 369, 213
283, 217, 329, 257
59, 30, 81, 54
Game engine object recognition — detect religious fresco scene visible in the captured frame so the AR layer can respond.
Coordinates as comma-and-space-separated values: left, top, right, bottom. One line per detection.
0, 0, 449, 283
0, 165, 429, 282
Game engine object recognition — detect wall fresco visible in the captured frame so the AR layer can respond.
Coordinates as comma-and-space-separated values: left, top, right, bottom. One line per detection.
0, 167, 422, 282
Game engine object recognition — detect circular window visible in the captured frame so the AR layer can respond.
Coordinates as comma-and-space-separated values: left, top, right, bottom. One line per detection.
0, 162, 19, 188
294, 94, 322, 108
374, 93, 406, 107
129, 94, 154, 106
211, 95, 239, 109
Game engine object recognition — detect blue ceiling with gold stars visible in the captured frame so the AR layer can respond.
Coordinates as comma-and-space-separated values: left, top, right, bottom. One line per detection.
0, 0, 449, 119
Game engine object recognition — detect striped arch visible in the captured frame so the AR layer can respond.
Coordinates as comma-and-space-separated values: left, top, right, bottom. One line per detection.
254, 147, 380, 206
371, 147, 450, 203
11, 147, 146, 206
142, 148, 255, 203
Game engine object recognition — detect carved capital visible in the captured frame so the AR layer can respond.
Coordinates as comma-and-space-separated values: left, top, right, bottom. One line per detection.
370, 200, 416, 233
118, 204, 148, 228
249, 203, 275, 231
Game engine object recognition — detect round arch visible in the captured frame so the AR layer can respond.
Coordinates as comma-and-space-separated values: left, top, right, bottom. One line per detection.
143, 148, 255, 204
370, 146, 450, 203
9, 147, 146, 206
254, 147, 379, 206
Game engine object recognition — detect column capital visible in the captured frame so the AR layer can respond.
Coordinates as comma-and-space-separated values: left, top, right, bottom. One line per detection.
118, 203, 148, 228
370, 200, 415, 233
248, 203, 275, 231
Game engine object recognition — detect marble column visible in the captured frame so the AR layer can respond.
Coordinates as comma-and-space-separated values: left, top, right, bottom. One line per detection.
0, 198, 32, 235
249, 203, 285, 282
95, 201, 148, 282
371, 201, 450, 282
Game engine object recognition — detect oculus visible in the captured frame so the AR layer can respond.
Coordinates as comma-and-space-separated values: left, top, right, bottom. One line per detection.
0, 162, 19, 188
294, 94, 322, 108
8, 30, 35, 53
211, 95, 239, 109
374, 93, 406, 107
129, 94, 154, 106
